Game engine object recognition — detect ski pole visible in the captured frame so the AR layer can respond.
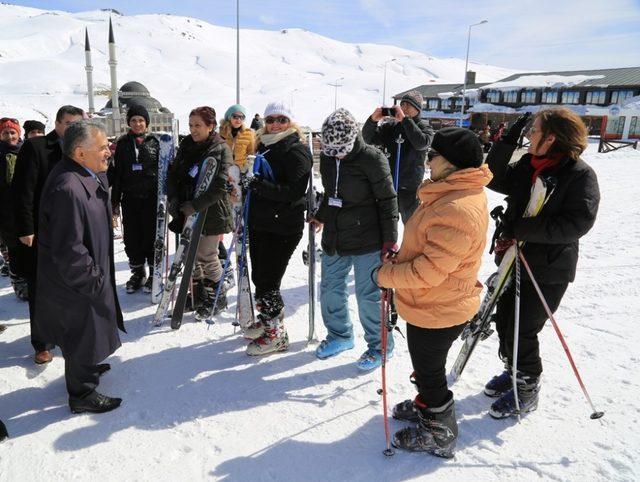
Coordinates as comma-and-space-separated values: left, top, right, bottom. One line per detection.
512, 243, 522, 421
393, 135, 403, 192
517, 250, 604, 420
378, 288, 395, 457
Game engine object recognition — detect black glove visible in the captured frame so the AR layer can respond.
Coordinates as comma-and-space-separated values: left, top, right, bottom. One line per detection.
502, 112, 532, 146
248, 176, 263, 192
168, 198, 180, 218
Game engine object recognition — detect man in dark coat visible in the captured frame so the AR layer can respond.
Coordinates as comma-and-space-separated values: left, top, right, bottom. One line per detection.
362, 90, 434, 223
10, 105, 84, 364
36, 120, 124, 414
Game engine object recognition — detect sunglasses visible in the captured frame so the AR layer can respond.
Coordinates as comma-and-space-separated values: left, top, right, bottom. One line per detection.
427, 150, 441, 162
231, 114, 245, 120
265, 116, 290, 125
0, 117, 18, 124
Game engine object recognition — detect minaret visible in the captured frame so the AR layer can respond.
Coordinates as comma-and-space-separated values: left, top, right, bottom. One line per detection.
84, 28, 95, 115
108, 17, 121, 134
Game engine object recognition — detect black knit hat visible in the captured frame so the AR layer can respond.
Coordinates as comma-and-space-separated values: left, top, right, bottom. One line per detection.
126, 104, 150, 126
431, 127, 484, 169
23, 120, 45, 135
400, 90, 424, 112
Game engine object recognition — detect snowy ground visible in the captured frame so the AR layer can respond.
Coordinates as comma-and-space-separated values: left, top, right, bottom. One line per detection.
1, 143, 639, 481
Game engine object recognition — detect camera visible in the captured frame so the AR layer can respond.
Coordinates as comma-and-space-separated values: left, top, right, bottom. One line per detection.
381, 107, 395, 117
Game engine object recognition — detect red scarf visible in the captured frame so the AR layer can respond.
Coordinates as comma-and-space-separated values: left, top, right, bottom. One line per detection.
530, 153, 562, 184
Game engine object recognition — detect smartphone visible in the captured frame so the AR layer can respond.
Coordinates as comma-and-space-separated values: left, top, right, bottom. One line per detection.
381, 107, 395, 117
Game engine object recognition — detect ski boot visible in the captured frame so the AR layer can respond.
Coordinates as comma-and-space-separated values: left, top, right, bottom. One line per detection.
0, 261, 9, 277
0, 419, 7, 442
195, 279, 227, 321
125, 265, 146, 294
489, 373, 540, 419
243, 310, 284, 340
393, 399, 420, 423
246, 309, 289, 356
315, 337, 355, 359
143, 267, 153, 294
222, 262, 235, 291
392, 394, 458, 459
484, 368, 512, 398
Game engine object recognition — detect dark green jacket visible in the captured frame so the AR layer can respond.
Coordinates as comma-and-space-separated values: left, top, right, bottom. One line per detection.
316, 135, 398, 256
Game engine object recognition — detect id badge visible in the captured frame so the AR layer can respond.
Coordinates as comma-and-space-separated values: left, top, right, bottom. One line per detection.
188, 165, 199, 178
328, 197, 343, 208
132, 163, 143, 171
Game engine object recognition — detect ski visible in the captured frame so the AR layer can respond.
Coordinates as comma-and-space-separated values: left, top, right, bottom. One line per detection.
151, 133, 173, 304
306, 131, 319, 342
449, 175, 555, 383
152, 157, 217, 327
235, 189, 254, 330
170, 207, 207, 329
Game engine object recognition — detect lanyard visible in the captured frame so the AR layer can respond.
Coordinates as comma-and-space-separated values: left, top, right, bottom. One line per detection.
334, 159, 341, 198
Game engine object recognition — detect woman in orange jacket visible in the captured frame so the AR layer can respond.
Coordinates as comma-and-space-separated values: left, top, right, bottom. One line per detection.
376, 127, 492, 458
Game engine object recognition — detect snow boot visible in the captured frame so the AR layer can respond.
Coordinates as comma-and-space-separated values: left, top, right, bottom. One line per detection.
246, 310, 289, 356
125, 265, 146, 294
195, 279, 227, 321
489, 373, 540, 419
392, 395, 458, 459
484, 369, 512, 398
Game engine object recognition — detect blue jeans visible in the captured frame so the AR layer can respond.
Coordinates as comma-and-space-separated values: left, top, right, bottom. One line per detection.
320, 251, 393, 353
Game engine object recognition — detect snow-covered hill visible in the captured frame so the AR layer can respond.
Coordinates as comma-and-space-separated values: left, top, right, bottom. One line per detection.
0, 4, 517, 130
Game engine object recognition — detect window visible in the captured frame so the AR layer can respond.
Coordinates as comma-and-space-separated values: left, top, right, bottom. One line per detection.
454, 98, 465, 108
486, 91, 501, 103
503, 90, 518, 103
585, 91, 606, 104
630, 117, 639, 138
441, 99, 452, 110
541, 91, 558, 103
561, 91, 580, 104
611, 90, 634, 104
427, 99, 439, 110
521, 90, 537, 103
606, 116, 626, 136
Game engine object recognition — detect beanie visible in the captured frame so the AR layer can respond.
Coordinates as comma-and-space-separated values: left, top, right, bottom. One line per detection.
321, 108, 359, 157
0, 118, 21, 137
126, 104, 150, 126
264, 102, 293, 120
224, 104, 248, 121
400, 90, 424, 113
431, 127, 484, 169
23, 120, 45, 135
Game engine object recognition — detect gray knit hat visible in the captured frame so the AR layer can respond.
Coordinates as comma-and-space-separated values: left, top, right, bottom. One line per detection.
321, 108, 359, 157
400, 90, 424, 112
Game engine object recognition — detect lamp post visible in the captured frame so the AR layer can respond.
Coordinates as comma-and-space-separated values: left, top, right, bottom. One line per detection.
236, 0, 240, 104
382, 58, 396, 106
329, 77, 344, 110
290, 88, 299, 111
459, 20, 488, 127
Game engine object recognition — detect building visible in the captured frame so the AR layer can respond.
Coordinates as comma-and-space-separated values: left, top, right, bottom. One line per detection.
395, 67, 640, 140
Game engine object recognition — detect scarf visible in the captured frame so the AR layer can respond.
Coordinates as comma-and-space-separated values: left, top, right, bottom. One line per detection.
259, 127, 297, 147
530, 153, 562, 184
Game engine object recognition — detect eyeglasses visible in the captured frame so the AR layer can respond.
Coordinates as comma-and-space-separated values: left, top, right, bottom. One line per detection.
265, 116, 290, 125
231, 114, 245, 120
427, 150, 441, 162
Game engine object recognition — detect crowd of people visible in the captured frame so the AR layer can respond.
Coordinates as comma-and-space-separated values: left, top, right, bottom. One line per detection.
0, 91, 600, 458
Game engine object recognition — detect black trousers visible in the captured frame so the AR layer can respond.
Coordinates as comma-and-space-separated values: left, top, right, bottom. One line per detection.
397, 188, 419, 224
248, 228, 302, 300
495, 279, 569, 376
122, 194, 157, 268
406, 322, 466, 407
65, 359, 100, 398
26, 275, 54, 352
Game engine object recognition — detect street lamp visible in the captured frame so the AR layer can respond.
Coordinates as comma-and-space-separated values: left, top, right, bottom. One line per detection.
329, 77, 344, 110
236, 0, 240, 104
382, 58, 397, 106
459, 20, 488, 127
290, 88, 299, 110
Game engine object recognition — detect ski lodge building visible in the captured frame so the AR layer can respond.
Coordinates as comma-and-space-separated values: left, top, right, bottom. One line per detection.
394, 66, 640, 142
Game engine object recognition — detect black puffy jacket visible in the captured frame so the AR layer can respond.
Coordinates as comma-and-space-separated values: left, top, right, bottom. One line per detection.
249, 131, 313, 236
111, 132, 159, 204
487, 141, 600, 284
315, 135, 398, 256
167, 133, 234, 236
362, 115, 434, 193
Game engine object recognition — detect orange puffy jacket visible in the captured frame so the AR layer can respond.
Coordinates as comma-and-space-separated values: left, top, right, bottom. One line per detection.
377, 164, 492, 329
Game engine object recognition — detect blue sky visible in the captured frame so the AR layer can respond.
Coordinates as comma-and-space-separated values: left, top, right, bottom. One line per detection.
10, 0, 640, 71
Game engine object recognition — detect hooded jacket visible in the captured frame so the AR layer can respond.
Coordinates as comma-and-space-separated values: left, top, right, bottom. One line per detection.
377, 165, 493, 329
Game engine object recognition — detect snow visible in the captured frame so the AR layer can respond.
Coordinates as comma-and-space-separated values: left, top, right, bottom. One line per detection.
1, 142, 639, 481
0, 4, 517, 131
482, 75, 606, 91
